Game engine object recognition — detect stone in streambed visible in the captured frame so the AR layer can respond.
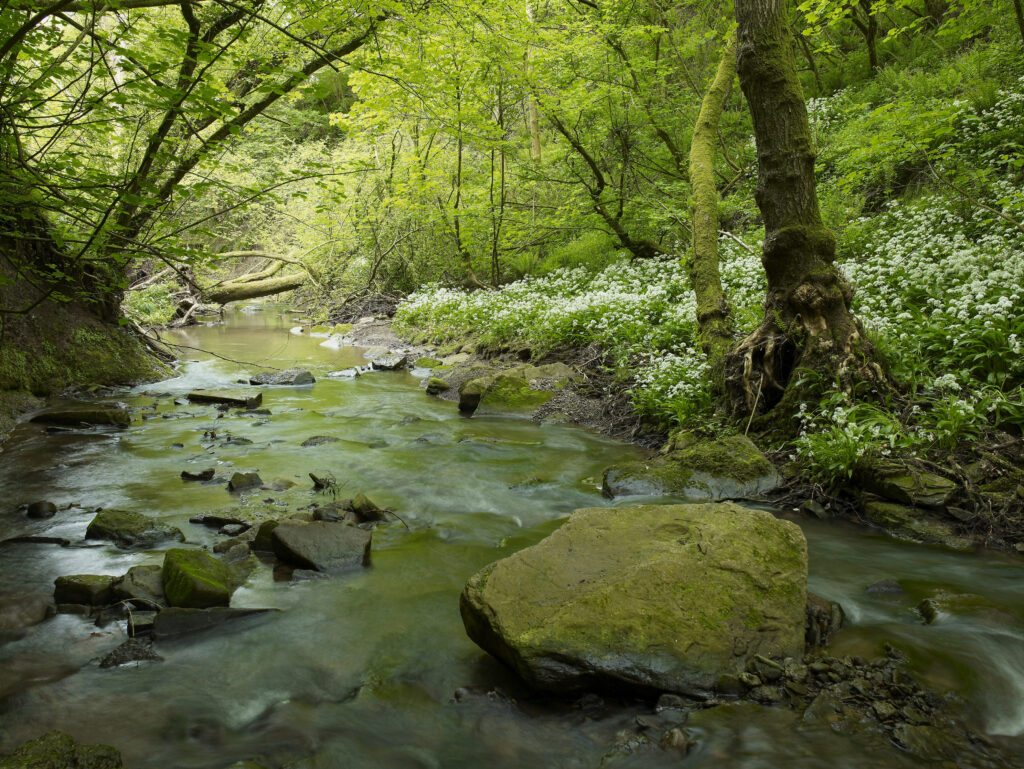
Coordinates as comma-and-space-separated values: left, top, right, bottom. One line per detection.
30, 404, 130, 428
228, 472, 263, 492
189, 513, 248, 528
53, 575, 116, 606
371, 354, 408, 371
460, 503, 807, 696
301, 435, 339, 447
152, 606, 277, 640
111, 564, 166, 608
602, 435, 781, 500
271, 521, 372, 573
99, 637, 163, 668
162, 548, 246, 608
25, 501, 57, 519
458, 363, 579, 414
249, 369, 314, 386
350, 493, 388, 523
426, 377, 451, 395
0, 730, 123, 769
181, 468, 215, 482
0, 593, 52, 639
86, 509, 184, 549
188, 390, 263, 409
414, 357, 444, 369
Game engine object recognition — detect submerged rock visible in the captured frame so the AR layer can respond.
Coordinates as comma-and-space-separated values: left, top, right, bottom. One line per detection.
152, 607, 277, 640
53, 575, 116, 606
350, 493, 388, 523
30, 404, 130, 428
86, 509, 185, 549
602, 435, 781, 500
99, 637, 163, 668
271, 521, 372, 573
249, 369, 314, 386
0, 730, 123, 769
460, 503, 807, 696
301, 435, 339, 447
162, 548, 246, 608
25, 501, 57, 519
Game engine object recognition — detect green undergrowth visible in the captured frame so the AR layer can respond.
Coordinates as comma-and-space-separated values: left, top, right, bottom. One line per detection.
397, 34, 1024, 488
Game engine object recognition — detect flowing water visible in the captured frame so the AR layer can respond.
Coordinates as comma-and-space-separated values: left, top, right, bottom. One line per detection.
0, 307, 1022, 768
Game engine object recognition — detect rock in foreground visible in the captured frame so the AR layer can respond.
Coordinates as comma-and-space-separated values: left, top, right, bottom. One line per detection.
460, 503, 807, 696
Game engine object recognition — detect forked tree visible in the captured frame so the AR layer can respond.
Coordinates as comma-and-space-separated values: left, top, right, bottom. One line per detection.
725, 0, 884, 426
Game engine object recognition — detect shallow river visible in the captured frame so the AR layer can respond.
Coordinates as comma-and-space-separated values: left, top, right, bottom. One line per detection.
1, 307, 1022, 768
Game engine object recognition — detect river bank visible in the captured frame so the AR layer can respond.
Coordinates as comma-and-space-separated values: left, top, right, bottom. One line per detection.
1, 305, 1022, 769
322, 297, 1024, 557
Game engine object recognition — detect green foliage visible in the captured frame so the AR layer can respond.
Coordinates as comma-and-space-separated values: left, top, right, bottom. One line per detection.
122, 282, 179, 327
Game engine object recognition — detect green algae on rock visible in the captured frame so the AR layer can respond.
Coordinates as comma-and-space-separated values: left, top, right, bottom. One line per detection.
602, 434, 781, 500
0, 730, 122, 769
458, 363, 581, 414
86, 509, 185, 549
53, 574, 116, 606
162, 548, 245, 608
460, 502, 807, 696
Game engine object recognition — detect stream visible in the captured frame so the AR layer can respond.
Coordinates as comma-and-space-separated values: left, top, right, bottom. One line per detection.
1, 306, 1022, 768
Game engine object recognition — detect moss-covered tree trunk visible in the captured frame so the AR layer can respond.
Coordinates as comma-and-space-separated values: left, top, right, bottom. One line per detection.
688, 31, 737, 371
725, 0, 881, 426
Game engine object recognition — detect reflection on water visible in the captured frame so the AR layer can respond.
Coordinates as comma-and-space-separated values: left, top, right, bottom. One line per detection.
0, 306, 1021, 768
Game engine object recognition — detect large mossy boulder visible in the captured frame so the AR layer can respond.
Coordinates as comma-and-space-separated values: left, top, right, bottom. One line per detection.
0, 730, 122, 769
162, 548, 244, 608
460, 503, 808, 696
85, 509, 185, 549
602, 435, 781, 500
458, 363, 580, 414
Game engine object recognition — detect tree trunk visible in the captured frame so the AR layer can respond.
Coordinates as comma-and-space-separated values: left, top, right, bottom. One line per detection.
202, 272, 305, 304
850, 1, 879, 75
1013, 0, 1024, 48
688, 31, 737, 370
725, 0, 881, 426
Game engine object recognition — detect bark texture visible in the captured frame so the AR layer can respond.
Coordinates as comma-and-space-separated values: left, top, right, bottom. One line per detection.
203, 272, 305, 304
688, 31, 737, 369
726, 0, 880, 425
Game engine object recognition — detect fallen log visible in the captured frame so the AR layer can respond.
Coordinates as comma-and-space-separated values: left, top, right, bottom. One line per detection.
202, 272, 305, 304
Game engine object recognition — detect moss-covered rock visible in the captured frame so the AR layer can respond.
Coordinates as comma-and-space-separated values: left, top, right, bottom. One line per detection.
861, 501, 972, 550
162, 548, 244, 608
458, 363, 580, 415
86, 509, 185, 549
333, 323, 354, 335
602, 435, 781, 500
0, 730, 122, 769
460, 503, 807, 696
29, 403, 131, 427
425, 377, 450, 395
856, 460, 956, 509
414, 357, 444, 369
53, 574, 116, 606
